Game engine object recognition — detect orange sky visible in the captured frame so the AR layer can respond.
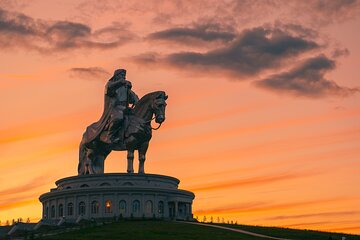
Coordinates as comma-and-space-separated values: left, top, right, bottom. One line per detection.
0, 0, 360, 234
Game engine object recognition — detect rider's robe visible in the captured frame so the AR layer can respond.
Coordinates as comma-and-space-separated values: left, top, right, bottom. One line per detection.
81, 80, 138, 146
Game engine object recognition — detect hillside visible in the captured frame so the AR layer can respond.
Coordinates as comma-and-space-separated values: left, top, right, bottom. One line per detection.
36, 221, 359, 240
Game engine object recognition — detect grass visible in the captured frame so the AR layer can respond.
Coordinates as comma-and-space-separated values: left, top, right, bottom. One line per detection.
39, 220, 360, 240
0, 226, 11, 238
212, 223, 360, 240
42, 221, 268, 240
2, 220, 359, 240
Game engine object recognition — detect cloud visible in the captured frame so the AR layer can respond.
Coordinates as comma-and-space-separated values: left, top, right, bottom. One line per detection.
188, 171, 317, 192
282, 221, 333, 227
138, 26, 320, 77
0, 175, 50, 197
69, 67, 110, 80
264, 211, 360, 221
325, 225, 360, 232
151, 13, 174, 25
45, 21, 91, 49
147, 23, 236, 46
136, 23, 358, 98
0, 198, 38, 211
332, 48, 350, 58
0, 109, 92, 145
229, 0, 360, 27
274, 22, 319, 39
0, 7, 134, 52
194, 197, 353, 215
311, 0, 360, 24
131, 52, 161, 66
194, 201, 267, 215
255, 55, 359, 97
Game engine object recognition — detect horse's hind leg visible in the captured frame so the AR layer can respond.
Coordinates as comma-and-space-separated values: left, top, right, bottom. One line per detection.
127, 150, 135, 173
138, 142, 149, 174
92, 148, 110, 174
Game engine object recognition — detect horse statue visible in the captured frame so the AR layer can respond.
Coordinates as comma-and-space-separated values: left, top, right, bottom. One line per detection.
78, 91, 168, 175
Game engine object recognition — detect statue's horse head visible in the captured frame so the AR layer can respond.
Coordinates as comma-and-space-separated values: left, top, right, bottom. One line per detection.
133, 91, 168, 124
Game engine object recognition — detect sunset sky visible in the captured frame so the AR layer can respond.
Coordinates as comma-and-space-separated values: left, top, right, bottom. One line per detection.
0, 0, 360, 234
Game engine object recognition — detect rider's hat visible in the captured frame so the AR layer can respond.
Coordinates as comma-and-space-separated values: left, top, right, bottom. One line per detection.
114, 69, 126, 76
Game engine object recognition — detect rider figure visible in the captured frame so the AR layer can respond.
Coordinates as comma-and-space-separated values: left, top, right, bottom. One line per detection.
105, 69, 139, 143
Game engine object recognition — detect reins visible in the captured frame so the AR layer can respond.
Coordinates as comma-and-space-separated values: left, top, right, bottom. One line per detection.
145, 116, 162, 130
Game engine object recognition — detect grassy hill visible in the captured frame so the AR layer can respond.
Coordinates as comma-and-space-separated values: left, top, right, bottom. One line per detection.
36, 221, 359, 240
213, 223, 359, 240
0, 226, 11, 239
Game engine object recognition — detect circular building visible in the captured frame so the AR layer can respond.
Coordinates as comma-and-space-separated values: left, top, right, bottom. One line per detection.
39, 173, 195, 224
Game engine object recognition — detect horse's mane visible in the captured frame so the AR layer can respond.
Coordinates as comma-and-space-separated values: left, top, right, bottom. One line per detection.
134, 91, 166, 111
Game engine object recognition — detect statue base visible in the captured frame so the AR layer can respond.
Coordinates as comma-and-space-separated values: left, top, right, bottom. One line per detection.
39, 173, 195, 224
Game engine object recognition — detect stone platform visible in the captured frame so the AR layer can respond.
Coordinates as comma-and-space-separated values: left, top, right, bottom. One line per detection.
39, 173, 195, 223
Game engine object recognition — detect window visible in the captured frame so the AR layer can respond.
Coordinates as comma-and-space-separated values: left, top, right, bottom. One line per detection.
58, 204, 64, 217
91, 201, 99, 214
79, 202, 86, 215
145, 200, 153, 215
119, 200, 126, 214
132, 200, 140, 214
67, 203, 73, 216
105, 200, 112, 213
51, 205, 55, 218
158, 201, 164, 214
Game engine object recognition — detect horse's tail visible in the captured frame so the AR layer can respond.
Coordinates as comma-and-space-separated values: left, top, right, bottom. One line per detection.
78, 138, 87, 175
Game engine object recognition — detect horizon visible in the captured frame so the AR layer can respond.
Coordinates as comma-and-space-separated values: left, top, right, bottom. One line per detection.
0, 0, 359, 235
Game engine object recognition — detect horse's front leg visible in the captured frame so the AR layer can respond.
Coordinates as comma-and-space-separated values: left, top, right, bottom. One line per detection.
138, 142, 149, 174
127, 150, 134, 173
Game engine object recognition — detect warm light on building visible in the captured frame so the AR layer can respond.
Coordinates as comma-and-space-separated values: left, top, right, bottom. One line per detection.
105, 200, 112, 214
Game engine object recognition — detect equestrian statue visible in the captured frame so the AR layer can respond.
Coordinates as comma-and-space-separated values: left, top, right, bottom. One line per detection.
78, 69, 168, 175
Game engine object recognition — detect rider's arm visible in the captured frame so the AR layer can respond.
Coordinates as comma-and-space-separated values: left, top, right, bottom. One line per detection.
129, 90, 139, 104
105, 80, 126, 96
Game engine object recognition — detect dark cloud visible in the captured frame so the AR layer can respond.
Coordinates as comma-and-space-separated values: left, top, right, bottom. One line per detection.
134, 23, 358, 98
151, 13, 173, 25
255, 55, 359, 97
315, 0, 357, 12
0, 8, 38, 35
131, 52, 160, 65
274, 22, 319, 39
148, 26, 319, 77
0, 7, 134, 52
332, 48, 350, 58
229, 0, 360, 27
147, 23, 236, 45
69, 67, 110, 80
46, 21, 91, 49
313, 0, 360, 23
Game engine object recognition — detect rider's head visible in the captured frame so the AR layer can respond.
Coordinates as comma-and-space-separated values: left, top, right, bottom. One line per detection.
113, 69, 126, 80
